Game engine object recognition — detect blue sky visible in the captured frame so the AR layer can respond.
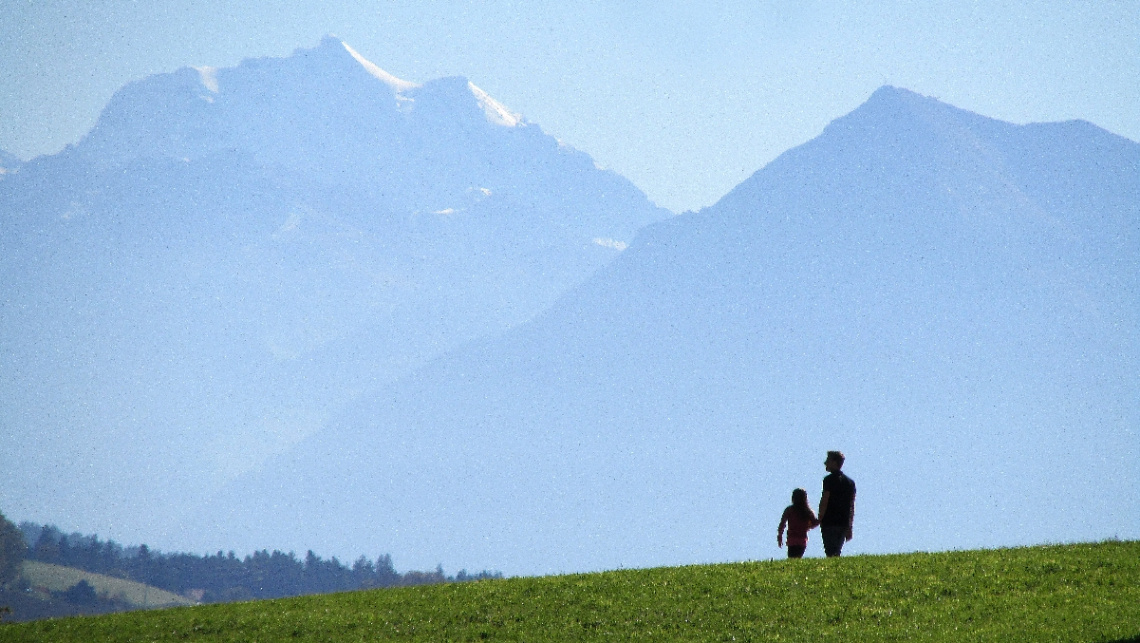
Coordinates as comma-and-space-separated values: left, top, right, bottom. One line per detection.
2, 0, 1137, 212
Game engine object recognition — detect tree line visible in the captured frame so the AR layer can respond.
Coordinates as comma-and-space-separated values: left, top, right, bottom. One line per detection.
16, 521, 500, 604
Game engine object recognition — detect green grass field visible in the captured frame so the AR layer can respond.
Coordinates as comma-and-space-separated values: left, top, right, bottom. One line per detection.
20, 561, 194, 609
3, 541, 1137, 642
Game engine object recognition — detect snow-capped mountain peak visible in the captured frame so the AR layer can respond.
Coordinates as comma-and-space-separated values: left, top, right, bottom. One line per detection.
336, 38, 520, 126
75, 36, 529, 166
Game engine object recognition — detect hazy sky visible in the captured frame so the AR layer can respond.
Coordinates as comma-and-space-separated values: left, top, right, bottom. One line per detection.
2, 1, 1137, 212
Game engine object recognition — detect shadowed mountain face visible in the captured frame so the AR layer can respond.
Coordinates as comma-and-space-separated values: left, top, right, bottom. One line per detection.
0, 38, 668, 539
198, 87, 1140, 576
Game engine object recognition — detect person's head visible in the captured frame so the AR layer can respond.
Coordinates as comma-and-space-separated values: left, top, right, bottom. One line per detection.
825, 450, 845, 472
791, 487, 814, 519
791, 488, 808, 508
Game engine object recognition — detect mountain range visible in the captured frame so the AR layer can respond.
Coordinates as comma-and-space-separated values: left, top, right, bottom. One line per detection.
0, 37, 668, 540
3, 39, 1136, 577
188, 87, 1139, 576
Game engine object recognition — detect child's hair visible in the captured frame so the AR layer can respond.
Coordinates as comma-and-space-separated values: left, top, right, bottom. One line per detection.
791, 488, 816, 521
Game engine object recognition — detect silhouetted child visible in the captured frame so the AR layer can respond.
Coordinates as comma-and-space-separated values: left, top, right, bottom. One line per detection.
777, 488, 819, 558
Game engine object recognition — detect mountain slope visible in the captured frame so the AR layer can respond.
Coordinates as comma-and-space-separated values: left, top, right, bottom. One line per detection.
204, 87, 1140, 575
0, 38, 668, 541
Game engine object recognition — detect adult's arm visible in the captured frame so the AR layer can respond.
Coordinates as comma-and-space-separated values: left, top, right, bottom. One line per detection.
818, 490, 830, 522
845, 493, 856, 541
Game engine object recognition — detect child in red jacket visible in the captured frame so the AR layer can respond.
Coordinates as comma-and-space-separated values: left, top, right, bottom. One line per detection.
777, 488, 820, 558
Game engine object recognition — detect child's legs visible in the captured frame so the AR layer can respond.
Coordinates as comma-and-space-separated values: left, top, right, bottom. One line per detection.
787, 545, 806, 558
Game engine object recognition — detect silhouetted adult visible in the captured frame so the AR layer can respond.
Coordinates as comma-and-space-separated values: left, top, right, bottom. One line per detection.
818, 450, 856, 557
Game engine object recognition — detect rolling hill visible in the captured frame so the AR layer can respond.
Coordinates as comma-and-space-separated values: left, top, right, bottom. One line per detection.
21, 561, 193, 609
4, 541, 1139, 641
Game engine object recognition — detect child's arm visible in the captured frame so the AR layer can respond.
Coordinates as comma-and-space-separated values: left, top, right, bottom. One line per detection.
777, 509, 788, 547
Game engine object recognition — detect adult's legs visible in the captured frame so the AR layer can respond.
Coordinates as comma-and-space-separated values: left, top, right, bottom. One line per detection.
821, 525, 846, 557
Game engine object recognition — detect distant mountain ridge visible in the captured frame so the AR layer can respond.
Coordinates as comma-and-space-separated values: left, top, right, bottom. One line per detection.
0, 38, 669, 542
196, 87, 1140, 576
76, 38, 554, 213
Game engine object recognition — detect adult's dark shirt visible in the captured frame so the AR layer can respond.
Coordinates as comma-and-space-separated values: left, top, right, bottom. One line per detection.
821, 471, 856, 527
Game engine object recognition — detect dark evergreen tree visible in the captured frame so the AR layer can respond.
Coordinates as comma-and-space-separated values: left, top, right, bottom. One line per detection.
32, 526, 62, 564
0, 511, 27, 586
60, 580, 98, 606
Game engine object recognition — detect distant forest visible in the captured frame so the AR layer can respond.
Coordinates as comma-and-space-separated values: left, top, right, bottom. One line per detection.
18, 522, 500, 604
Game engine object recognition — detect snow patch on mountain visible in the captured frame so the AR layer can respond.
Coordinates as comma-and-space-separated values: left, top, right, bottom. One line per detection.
341, 41, 419, 94
592, 237, 629, 251
194, 66, 219, 94
467, 81, 522, 127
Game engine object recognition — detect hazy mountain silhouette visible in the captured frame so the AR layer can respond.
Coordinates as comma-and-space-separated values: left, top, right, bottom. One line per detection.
0, 37, 668, 538
197, 87, 1139, 575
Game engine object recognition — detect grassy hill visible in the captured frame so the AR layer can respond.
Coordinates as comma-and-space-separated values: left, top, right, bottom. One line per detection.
20, 561, 194, 609
3, 541, 1137, 642
0, 561, 195, 624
